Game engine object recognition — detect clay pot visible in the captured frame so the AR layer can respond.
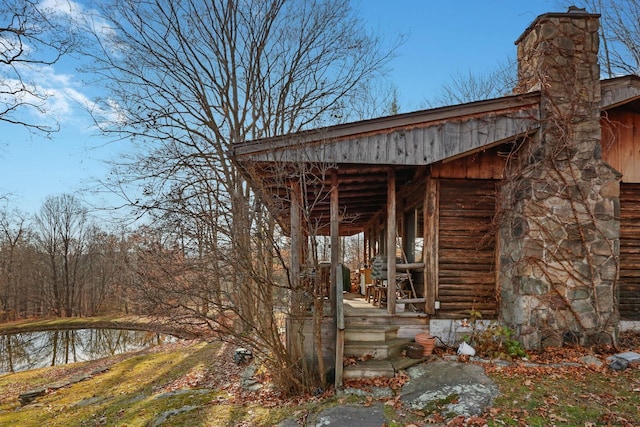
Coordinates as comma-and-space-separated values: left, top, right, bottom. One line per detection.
415, 332, 436, 356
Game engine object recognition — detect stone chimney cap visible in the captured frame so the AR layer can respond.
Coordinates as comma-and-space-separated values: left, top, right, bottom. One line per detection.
568, 5, 588, 13
515, 9, 600, 45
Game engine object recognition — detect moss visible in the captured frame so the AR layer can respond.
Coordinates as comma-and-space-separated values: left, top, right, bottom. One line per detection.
0, 341, 216, 427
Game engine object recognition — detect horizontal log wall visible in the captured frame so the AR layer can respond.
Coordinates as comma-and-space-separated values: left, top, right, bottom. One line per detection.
436, 179, 498, 318
620, 183, 640, 320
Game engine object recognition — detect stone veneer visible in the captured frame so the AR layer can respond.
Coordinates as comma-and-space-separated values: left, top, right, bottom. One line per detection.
499, 10, 620, 349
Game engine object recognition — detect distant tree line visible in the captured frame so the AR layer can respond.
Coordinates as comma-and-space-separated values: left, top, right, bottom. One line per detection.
0, 193, 217, 321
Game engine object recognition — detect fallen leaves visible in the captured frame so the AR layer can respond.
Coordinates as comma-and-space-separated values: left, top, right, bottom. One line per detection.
343, 354, 373, 366
343, 371, 410, 391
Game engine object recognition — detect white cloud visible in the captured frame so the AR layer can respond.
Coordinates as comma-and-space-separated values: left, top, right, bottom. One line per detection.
38, 0, 82, 20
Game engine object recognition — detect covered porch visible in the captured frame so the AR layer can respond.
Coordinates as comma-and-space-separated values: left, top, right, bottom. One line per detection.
232, 92, 539, 319
231, 94, 539, 384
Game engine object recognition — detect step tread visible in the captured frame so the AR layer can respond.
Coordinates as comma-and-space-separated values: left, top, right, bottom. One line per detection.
344, 337, 411, 348
344, 325, 400, 332
389, 355, 431, 371
342, 360, 395, 379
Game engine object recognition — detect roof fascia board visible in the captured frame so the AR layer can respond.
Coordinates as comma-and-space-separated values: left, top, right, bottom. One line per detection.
233, 91, 541, 158
601, 75, 640, 110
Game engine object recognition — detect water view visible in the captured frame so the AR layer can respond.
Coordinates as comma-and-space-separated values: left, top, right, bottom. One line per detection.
0, 329, 178, 374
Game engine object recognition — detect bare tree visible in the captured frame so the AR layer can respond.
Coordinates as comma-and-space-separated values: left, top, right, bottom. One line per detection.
34, 194, 89, 317
82, 226, 131, 316
0, 0, 77, 134
0, 207, 27, 320
81, 0, 396, 394
427, 57, 517, 107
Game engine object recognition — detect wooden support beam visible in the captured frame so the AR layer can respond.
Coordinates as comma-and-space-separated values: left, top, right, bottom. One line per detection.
424, 177, 439, 315
397, 298, 427, 304
387, 168, 397, 314
290, 181, 303, 313
330, 170, 339, 313
397, 263, 425, 270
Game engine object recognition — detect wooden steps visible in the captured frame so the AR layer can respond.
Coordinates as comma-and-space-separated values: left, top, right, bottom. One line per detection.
342, 311, 429, 378
344, 325, 399, 342
343, 355, 430, 379
343, 360, 395, 379
344, 337, 411, 360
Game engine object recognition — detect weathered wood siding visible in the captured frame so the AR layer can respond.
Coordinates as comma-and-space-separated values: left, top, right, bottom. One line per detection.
436, 179, 498, 318
430, 144, 508, 179
237, 109, 538, 166
601, 109, 640, 319
620, 183, 640, 320
601, 108, 640, 183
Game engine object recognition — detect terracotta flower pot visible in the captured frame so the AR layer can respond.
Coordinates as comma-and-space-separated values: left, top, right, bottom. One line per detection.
415, 332, 436, 356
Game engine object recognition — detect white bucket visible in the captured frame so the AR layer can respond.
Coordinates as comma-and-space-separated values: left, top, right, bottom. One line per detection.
457, 341, 476, 356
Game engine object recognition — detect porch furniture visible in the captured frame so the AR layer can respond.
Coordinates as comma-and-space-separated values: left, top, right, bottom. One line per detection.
365, 283, 375, 303
373, 285, 387, 306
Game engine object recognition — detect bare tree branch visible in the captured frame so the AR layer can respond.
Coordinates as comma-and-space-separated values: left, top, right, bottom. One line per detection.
82, 0, 398, 394
0, 0, 78, 134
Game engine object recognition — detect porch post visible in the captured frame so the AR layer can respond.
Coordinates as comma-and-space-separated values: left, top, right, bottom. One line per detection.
387, 168, 397, 313
290, 181, 303, 313
330, 170, 340, 313
424, 176, 438, 315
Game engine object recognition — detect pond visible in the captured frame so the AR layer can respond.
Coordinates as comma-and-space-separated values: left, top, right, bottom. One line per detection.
0, 329, 179, 374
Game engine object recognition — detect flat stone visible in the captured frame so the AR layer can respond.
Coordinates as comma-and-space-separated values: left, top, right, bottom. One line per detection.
277, 403, 386, 427
153, 389, 212, 399
151, 406, 198, 427
609, 358, 629, 371
18, 388, 46, 406
343, 386, 393, 399
580, 355, 603, 368
611, 352, 640, 363
75, 396, 107, 407
401, 360, 499, 417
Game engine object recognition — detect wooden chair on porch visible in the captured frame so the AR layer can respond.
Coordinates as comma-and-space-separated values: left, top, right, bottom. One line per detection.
365, 283, 375, 303
372, 281, 387, 306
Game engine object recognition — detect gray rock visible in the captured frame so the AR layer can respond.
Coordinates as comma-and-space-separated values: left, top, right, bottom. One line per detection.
580, 355, 603, 368
153, 389, 212, 399
18, 388, 46, 406
613, 352, 640, 362
343, 386, 393, 399
401, 360, 499, 417
151, 405, 198, 427
277, 404, 386, 427
609, 358, 629, 371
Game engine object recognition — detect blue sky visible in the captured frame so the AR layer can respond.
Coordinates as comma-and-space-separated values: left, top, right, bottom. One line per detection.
0, 0, 556, 216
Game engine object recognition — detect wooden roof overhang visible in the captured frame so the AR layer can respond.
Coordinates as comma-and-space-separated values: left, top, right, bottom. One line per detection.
232, 92, 542, 236
231, 77, 640, 237
601, 75, 640, 112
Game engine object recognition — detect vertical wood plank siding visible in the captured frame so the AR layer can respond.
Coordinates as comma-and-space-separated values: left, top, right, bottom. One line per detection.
437, 179, 498, 318
602, 108, 640, 183
620, 183, 640, 320
602, 108, 640, 319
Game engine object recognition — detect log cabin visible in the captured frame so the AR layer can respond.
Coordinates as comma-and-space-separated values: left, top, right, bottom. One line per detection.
231, 9, 640, 381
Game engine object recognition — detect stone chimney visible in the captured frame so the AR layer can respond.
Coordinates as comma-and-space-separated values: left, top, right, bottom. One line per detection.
499, 8, 620, 349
